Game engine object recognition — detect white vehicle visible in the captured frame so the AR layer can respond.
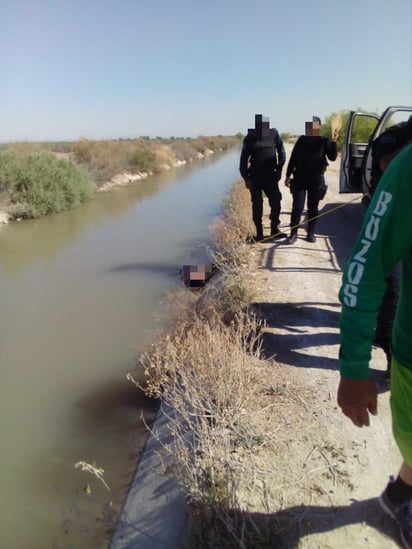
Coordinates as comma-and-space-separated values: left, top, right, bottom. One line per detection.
339, 106, 412, 194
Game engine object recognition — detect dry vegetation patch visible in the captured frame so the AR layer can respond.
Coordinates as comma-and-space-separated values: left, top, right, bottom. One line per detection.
135, 297, 347, 547
128, 178, 345, 547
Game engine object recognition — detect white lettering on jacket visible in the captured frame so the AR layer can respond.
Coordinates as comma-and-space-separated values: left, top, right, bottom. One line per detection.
342, 191, 392, 307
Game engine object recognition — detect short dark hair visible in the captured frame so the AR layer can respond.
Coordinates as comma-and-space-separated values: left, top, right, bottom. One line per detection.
373, 120, 412, 163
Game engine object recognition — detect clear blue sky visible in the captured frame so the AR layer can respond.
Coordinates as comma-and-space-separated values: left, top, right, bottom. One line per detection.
1, 0, 411, 142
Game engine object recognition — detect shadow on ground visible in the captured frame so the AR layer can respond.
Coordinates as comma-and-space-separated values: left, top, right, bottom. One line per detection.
223, 496, 401, 548
250, 197, 389, 392
251, 301, 340, 371
250, 300, 389, 394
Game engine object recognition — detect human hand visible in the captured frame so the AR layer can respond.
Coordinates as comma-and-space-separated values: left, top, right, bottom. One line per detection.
285, 177, 291, 188
337, 377, 378, 427
244, 179, 252, 190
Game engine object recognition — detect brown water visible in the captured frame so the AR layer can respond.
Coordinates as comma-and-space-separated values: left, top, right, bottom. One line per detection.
0, 149, 240, 549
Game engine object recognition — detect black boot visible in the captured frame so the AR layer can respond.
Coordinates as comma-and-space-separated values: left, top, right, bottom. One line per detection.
270, 224, 287, 239
285, 228, 297, 245
307, 219, 317, 242
253, 223, 264, 242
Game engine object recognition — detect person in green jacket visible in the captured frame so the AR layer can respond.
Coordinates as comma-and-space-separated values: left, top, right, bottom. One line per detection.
337, 141, 412, 548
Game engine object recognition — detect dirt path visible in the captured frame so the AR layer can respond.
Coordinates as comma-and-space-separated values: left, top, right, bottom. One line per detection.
247, 147, 403, 547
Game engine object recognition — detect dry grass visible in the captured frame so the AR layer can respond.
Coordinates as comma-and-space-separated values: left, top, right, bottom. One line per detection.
137, 308, 280, 544
128, 181, 304, 547
75, 461, 111, 492
129, 178, 350, 547
209, 180, 255, 265
134, 300, 320, 547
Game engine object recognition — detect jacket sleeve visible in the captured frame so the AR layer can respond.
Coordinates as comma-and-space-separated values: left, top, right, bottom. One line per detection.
274, 130, 286, 169
339, 145, 412, 379
239, 137, 250, 180
325, 139, 337, 162
285, 137, 301, 177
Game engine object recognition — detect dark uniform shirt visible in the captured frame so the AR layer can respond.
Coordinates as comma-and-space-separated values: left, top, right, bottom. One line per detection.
286, 135, 337, 183
239, 129, 285, 182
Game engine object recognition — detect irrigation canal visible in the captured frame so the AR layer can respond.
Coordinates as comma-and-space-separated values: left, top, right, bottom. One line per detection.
0, 147, 240, 548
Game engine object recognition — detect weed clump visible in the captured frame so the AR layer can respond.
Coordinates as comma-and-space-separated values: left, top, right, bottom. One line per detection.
0, 150, 93, 218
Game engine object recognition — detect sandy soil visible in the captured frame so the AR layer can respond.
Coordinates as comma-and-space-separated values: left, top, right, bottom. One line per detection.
245, 148, 403, 548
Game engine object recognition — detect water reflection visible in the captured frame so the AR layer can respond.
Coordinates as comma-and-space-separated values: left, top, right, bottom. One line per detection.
74, 376, 159, 428
108, 261, 180, 279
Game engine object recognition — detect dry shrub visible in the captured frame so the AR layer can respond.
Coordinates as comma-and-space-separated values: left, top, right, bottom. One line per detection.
153, 144, 177, 170
170, 140, 198, 161
210, 181, 254, 264
193, 135, 241, 154
196, 267, 257, 327
73, 139, 93, 163
134, 300, 303, 547
138, 310, 275, 532
73, 139, 132, 183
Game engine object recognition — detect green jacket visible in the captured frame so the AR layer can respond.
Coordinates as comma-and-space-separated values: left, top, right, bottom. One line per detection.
339, 143, 412, 379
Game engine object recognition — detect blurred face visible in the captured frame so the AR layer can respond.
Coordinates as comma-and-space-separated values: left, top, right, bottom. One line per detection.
305, 122, 320, 136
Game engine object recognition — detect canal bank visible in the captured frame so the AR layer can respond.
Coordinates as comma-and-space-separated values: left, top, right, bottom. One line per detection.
109, 404, 190, 548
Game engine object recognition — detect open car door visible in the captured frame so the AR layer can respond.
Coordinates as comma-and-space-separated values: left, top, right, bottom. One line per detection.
339, 111, 379, 193
339, 106, 412, 194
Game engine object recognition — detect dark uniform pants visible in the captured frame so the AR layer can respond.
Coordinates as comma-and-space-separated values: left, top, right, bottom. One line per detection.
290, 176, 324, 234
249, 178, 282, 231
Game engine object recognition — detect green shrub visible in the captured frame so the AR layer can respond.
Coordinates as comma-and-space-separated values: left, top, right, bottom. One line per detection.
0, 151, 93, 218
0, 150, 22, 193
129, 148, 156, 172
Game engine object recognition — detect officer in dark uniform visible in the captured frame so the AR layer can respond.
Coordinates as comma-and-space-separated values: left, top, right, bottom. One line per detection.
284, 117, 338, 244
239, 114, 286, 241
